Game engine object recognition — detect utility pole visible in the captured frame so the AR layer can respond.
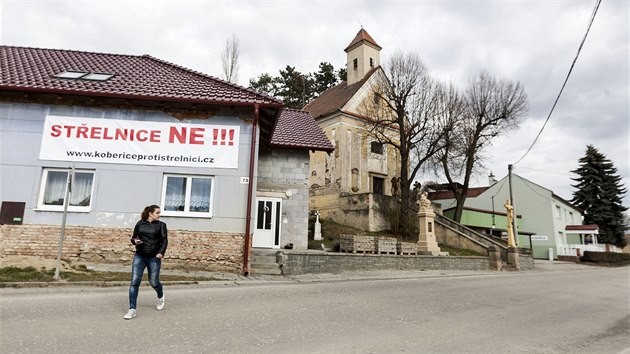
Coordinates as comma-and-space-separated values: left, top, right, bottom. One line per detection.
491, 195, 496, 233
53, 165, 74, 280
507, 164, 518, 247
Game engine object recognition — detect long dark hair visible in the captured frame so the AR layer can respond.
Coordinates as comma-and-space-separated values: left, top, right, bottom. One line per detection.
141, 205, 160, 221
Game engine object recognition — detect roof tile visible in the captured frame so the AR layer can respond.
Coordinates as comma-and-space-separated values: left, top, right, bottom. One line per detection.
303, 67, 379, 119
270, 108, 334, 152
344, 28, 382, 52
565, 224, 599, 231
0, 46, 281, 107
428, 187, 490, 200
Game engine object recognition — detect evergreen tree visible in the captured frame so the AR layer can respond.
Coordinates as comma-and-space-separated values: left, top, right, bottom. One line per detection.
313, 62, 339, 95
337, 67, 347, 82
248, 62, 344, 109
276, 66, 315, 108
571, 145, 628, 247
248, 73, 276, 97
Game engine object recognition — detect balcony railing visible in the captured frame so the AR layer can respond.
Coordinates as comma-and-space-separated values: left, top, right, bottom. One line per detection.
556, 244, 622, 256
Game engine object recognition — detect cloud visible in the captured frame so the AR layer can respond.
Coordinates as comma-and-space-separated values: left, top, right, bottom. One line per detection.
2, 0, 627, 206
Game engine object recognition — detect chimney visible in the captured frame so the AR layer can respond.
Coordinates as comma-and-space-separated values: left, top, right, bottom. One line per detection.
488, 172, 497, 186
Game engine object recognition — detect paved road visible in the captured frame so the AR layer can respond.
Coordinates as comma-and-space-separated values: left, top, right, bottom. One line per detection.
1, 265, 628, 353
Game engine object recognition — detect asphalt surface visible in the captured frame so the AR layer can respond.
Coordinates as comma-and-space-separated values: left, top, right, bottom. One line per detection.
1, 261, 628, 354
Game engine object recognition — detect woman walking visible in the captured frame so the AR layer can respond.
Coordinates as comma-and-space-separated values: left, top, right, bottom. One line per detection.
124, 204, 168, 320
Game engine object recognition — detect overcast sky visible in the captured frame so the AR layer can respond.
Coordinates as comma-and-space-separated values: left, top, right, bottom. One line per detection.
1, 0, 628, 206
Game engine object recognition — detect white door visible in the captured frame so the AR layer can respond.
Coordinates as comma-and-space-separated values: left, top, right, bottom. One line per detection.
252, 197, 282, 248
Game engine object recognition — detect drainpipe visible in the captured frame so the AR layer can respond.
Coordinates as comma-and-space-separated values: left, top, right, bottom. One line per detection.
242, 103, 260, 275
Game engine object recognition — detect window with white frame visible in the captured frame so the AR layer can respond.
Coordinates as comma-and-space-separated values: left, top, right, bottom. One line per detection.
37, 168, 94, 211
161, 174, 213, 217
555, 205, 562, 219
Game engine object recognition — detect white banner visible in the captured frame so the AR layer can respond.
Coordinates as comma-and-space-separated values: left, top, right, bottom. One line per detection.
39, 116, 240, 168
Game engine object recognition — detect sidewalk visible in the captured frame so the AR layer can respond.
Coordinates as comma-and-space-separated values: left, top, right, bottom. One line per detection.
0, 259, 604, 289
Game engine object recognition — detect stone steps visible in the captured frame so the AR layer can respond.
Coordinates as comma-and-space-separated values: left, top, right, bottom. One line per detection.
249, 248, 282, 275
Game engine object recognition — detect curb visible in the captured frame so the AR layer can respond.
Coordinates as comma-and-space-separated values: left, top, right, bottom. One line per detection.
0, 280, 199, 289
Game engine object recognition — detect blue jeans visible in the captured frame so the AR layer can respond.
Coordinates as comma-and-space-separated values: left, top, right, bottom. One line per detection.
128, 254, 163, 309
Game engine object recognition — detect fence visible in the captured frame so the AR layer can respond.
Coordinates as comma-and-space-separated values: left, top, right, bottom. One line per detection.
556, 243, 622, 257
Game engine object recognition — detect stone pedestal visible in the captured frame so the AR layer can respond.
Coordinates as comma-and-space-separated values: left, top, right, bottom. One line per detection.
507, 247, 520, 270
417, 209, 441, 255
488, 245, 502, 271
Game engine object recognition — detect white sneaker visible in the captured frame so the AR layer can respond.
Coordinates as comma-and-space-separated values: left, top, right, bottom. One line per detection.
157, 295, 165, 311
123, 309, 136, 320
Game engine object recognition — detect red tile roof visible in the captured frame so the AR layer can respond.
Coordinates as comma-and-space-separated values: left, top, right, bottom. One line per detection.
428, 187, 490, 200
344, 28, 382, 52
566, 224, 599, 231
443, 206, 522, 218
303, 67, 379, 119
0, 46, 281, 107
269, 109, 334, 152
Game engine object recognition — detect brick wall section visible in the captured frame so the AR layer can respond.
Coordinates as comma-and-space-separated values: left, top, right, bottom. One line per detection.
0, 225, 245, 272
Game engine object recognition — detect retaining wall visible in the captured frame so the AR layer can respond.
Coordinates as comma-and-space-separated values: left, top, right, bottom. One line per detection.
278, 250, 491, 275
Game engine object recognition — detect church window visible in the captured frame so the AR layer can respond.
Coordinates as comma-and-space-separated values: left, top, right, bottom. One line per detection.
372, 176, 384, 195
370, 141, 383, 154
353, 58, 358, 69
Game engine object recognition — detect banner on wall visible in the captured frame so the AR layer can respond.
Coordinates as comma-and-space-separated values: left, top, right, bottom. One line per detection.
39, 116, 240, 168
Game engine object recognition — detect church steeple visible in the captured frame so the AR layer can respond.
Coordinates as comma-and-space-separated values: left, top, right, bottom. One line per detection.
344, 28, 382, 85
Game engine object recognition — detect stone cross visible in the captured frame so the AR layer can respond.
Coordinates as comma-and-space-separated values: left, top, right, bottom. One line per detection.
314, 210, 322, 241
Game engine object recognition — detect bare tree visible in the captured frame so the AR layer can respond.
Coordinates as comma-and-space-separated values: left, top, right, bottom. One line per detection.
221, 34, 239, 84
437, 72, 528, 222
362, 51, 454, 237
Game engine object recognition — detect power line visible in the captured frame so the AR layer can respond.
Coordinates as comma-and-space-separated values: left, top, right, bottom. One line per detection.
513, 0, 602, 165
490, 178, 507, 199
517, 165, 574, 178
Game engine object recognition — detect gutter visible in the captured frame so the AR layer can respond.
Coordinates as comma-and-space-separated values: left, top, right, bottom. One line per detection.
242, 103, 260, 275
0, 86, 283, 109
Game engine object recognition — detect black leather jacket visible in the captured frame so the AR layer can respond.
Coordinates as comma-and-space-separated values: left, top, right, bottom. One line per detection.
131, 220, 168, 258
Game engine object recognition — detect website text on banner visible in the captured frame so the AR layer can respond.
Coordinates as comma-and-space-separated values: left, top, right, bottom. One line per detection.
39, 116, 240, 168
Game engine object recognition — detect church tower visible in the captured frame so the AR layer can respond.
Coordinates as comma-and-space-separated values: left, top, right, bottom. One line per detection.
344, 28, 382, 85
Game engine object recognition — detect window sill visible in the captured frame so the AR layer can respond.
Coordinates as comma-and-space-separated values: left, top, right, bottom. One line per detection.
34, 208, 91, 213
161, 212, 213, 218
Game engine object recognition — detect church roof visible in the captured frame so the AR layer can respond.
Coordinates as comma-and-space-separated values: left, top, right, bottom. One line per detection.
303, 67, 379, 119
344, 28, 382, 52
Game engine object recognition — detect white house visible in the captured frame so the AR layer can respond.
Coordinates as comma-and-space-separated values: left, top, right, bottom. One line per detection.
429, 173, 602, 259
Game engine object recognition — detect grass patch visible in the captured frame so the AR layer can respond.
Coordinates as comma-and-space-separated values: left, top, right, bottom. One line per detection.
0, 266, 215, 282
0, 266, 51, 282
438, 245, 484, 257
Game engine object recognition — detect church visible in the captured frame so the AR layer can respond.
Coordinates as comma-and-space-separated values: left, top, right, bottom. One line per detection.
305, 29, 402, 232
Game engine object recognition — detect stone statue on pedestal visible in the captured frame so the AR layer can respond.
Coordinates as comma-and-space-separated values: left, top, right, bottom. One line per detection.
419, 192, 432, 212
504, 200, 516, 248
417, 192, 441, 255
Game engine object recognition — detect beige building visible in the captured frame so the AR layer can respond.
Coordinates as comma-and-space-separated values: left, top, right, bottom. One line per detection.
304, 29, 401, 231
